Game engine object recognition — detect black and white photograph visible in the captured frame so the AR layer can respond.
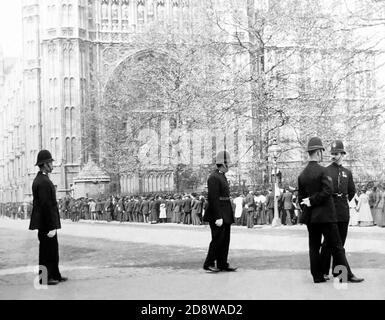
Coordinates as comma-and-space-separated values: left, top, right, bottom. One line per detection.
1, 0, 385, 306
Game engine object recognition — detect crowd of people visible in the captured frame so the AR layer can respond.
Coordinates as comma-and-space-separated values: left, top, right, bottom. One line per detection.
1, 184, 385, 228
53, 187, 302, 227
349, 183, 385, 227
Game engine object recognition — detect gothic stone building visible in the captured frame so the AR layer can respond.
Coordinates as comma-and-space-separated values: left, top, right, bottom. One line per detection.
1, 0, 384, 202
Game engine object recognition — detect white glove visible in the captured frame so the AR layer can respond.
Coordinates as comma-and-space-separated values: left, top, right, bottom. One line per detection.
47, 230, 57, 238
215, 218, 223, 227
300, 198, 311, 207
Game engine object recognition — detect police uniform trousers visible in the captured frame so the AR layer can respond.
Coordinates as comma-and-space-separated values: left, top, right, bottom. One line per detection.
320, 221, 353, 277
307, 223, 350, 280
38, 230, 61, 281
204, 222, 231, 270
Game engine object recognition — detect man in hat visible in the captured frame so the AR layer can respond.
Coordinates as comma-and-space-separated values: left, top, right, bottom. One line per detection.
320, 140, 363, 282
203, 150, 237, 272
29, 150, 67, 285
245, 190, 255, 228
298, 137, 360, 283
265, 189, 274, 225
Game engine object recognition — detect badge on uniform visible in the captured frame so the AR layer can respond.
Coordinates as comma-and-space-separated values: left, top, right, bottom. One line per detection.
342, 172, 347, 178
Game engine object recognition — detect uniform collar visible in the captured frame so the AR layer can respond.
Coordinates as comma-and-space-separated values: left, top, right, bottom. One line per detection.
216, 169, 225, 175
331, 162, 342, 167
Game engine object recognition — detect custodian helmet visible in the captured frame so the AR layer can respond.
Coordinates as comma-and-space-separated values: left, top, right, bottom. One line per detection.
306, 137, 325, 152
215, 150, 231, 166
330, 140, 346, 154
35, 150, 54, 166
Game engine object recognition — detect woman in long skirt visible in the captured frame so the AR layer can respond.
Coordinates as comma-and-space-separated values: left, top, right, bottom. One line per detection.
374, 186, 384, 226
376, 186, 385, 227
191, 194, 202, 225
233, 193, 244, 226
349, 193, 359, 226
356, 188, 374, 227
159, 198, 167, 223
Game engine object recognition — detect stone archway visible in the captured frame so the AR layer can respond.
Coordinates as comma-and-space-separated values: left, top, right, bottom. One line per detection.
100, 49, 180, 193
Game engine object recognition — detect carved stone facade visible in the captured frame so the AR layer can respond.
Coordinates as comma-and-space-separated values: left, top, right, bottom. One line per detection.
0, 0, 221, 201
1, 0, 384, 202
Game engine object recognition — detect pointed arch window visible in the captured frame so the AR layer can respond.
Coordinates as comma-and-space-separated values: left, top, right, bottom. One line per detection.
61, 4, 68, 25
111, 0, 120, 30
68, 4, 73, 25
137, 0, 145, 30
148, 0, 155, 21
53, 78, 58, 107
156, 0, 165, 25
64, 77, 70, 106
101, 0, 109, 30
48, 79, 53, 107
122, 0, 130, 29
70, 77, 76, 106
55, 137, 60, 161
70, 107, 76, 135
71, 137, 77, 163
65, 137, 71, 162
172, 0, 180, 26
65, 107, 71, 136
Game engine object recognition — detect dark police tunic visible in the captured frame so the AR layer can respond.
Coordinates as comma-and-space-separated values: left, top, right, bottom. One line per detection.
29, 171, 62, 281
298, 161, 350, 281
29, 171, 61, 231
326, 162, 356, 222
203, 169, 234, 224
203, 169, 234, 270
320, 162, 356, 276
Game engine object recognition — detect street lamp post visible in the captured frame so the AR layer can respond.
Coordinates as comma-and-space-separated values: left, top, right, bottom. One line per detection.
270, 138, 281, 227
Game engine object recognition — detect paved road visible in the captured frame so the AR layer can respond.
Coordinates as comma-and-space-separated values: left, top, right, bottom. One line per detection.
1, 218, 385, 300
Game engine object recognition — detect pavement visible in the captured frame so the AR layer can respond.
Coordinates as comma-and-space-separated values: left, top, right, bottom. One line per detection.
1, 217, 385, 300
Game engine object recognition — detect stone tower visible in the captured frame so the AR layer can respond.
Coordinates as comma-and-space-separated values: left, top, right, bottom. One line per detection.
0, 46, 4, 87
21, 0, 43, 194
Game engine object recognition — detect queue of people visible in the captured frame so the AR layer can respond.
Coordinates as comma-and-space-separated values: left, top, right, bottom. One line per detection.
0, 202, 32, 220
2, 184, 385, 230
56, 193, 208, 225
3, 184, 385, 228
57, 187, 302, 227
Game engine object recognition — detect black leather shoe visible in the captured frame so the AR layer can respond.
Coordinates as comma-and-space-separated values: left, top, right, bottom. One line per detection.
58, 277, 68, 282
47, 279, 60, 285
203, 266, 220, 273
348, 275, 364, 283
220, 267, 238, 272
313, 278, 327, 283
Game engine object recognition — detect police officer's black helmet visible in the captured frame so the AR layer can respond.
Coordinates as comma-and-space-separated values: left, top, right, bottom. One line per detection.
330, 140, 346, 154
215, 150, 231, 166
306, 137, 325, 152
35, 150, 54, 166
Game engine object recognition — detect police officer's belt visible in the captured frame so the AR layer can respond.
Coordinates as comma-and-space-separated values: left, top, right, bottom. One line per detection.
219, 197, 231, 201
332, 193, 347, 197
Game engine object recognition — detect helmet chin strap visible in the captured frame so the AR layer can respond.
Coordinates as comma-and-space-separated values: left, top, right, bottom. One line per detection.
43, 162, 53, 173
331, 154, 343, 164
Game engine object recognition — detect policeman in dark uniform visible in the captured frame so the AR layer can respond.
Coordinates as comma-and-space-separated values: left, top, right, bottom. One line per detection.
29, 150, 68, 285
203, 151, 237, 273
320, 140, 364, 282
298, 138, 360, 283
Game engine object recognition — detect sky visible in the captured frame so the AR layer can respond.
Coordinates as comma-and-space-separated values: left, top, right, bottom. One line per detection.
0, 0, 22, 58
